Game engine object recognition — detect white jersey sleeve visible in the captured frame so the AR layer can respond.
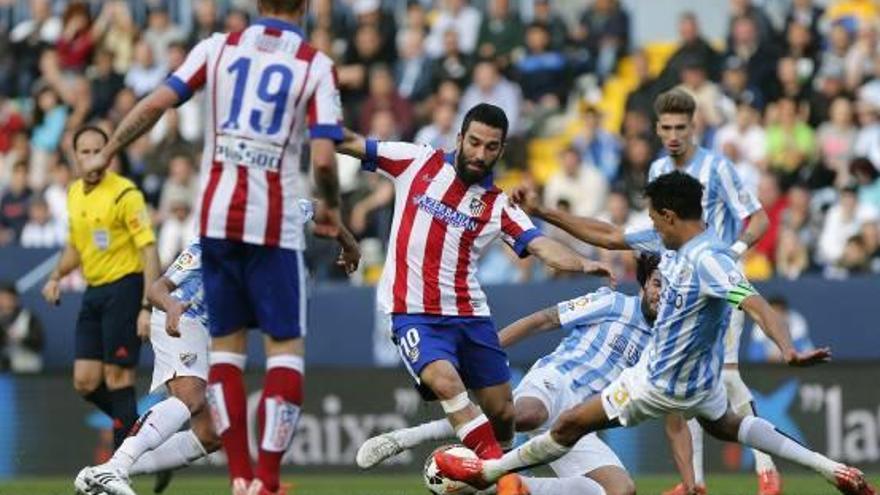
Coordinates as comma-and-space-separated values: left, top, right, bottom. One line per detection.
165, 34, 222, 105
499, 198, 542, 257
305, 59, 343, 141
623, 228, 664, 255
715, 158, 761, 221
556, 287, 616, 329
361, 139, 435, 180
695, 250, 758, 308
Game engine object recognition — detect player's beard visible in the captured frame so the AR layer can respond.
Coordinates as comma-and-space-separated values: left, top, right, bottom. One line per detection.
455, 152, 495, 185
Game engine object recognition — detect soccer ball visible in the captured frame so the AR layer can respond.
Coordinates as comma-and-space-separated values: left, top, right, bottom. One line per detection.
423, 444, 478, 495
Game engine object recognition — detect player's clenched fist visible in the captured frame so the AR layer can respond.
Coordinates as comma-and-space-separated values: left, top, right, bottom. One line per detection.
510, 186, 540, 215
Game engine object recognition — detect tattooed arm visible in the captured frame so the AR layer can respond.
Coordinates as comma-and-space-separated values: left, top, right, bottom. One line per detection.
85, 85, 180, 174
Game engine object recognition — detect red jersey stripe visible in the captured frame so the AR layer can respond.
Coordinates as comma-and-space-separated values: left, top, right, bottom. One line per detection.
264, 170, 282, 246
225, 166, 249, 241
421, 179, 468, 313
199, 162, 224, 237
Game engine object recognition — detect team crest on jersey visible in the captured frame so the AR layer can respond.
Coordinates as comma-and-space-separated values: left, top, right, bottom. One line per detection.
728, 272, 744, 285
468, 197, 487, 216
179, 352, 197, 367
738, 190, 752, 205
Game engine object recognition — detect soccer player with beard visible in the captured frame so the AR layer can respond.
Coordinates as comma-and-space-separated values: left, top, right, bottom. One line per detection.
335, 103, 614, 493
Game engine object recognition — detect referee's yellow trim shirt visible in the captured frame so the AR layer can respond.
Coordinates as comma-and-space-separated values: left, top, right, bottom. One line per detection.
67, 172, 156, 287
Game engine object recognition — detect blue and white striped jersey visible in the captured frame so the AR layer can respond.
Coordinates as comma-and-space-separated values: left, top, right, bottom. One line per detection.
624, 229, 755, 398
534, 287, 653, 401
648, 147, 761, 245
161, 242, 208, 328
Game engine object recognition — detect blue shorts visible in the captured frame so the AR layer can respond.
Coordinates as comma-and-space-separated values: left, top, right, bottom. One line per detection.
200, 237, 307, 339
391, 314, 511, 397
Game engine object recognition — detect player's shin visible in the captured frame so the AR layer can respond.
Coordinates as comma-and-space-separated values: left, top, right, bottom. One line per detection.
108, 396, 192, 472
522, 476, 608, 495
444, 393, 503, 460
395, 418, 455, 448
686, 418, 706, 486
737, 416, 841, 480
207, 352, 252, 481
128, 430, 208, 475
485, 432, 572, 482
725, 368, 778, 475
255, 355, 304, 492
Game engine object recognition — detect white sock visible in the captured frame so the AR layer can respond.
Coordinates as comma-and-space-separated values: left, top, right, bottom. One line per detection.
129, 430, 207, 476
687, 418, 705, 486
109, 397, 191, 472
724, 369, 777, 474
522, 476, 607, 495
737, 416, 842, 480
392, 419, 455, 449
484, 432, 570, 482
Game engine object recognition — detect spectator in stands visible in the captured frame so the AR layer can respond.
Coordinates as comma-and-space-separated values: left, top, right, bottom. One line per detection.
399, 2, 428, 39
782, 21, 818, 85
817, 96, 858, 186
782, 183, 820, 249
0, 161, 32, 245
726, 15, 780, 99
429, 29, 473, 90
530, 0, 568, 52
223, 8, 250, 33
0, 282, 44, 373
394, 28, 433, 103
352, 0, 397, 63
1, 132, 29, 191
748, 296, 813, 361
157, 194, 194, 268
625, 50, 660, 122
596, 189, 645, 278
571, 106, 621, 181
20, 195, 63, 248
30, 83, 68, 159
775, 226, 810, 278
574, 0, 630, 80
9, 0, 60, 97
835, 233, 873, 275
844, 22, 877, 91
0, 95, 26, 160
720, 56, 765, 117
823, 0, 878, 32
141, 4, 184, 68
56, 1, 94, 73
157, 153, 197, 222
425, 0, 482, 57
852, 157, 880, 211
617, 135, 653, 210
92, 0, 136, 74
727, 0, 777, 46
808, 65, 850, 128
414, 102, 457, 151
821, 22, 853, 84
340, 24, 392, 120
459, 59, 521, 135
715, 98, 765, 193
753, 172, 788, 264
476, 0, 523, 68
659, 12, 722, 90
306, 0, 355, 55
88, 49, 124, 121
785, 0, 824, 46
124, 39, 165, 98
359, 64, 415, 139
818, 183, 880, 267
766, 97, 817, 183
515, 23, 568, 112
543, 146, 607, 218
769, 56, 812, 105
677, 59, 725, 127
859, 53, 880, 109
44, 160, 70, 231
186, 0, 222, 49
853, 100, 880, 168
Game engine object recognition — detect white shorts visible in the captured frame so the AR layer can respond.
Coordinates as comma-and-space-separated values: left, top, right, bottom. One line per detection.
723, 307, 745, 364
600, 359, 728, 428
513, 365, 625, 476
149, 312, 210, 393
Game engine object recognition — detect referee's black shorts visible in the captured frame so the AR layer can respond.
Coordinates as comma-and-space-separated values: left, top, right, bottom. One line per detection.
75, 272, 143, 367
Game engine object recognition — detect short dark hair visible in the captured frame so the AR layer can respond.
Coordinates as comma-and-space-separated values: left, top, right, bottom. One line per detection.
258, 0, 306, 15
72, 126, 109, 151
460, 103, 509, 141
636, 253, 661, 287
644, 171, 704, 220
654, 89, 696, 119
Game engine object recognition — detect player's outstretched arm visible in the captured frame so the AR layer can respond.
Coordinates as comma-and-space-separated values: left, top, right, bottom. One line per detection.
335, 127, 367, 159
527, 237, 617, 286
511, 186, 629, 250
85, 85, 180, 175
498, 306, 561, 347
740, 295, 831, 367
147, 276, 189, 338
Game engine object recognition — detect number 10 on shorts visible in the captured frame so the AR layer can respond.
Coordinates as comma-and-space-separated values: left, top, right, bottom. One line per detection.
399, 328, 421, 364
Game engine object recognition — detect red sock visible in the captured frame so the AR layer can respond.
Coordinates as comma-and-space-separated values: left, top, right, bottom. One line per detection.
255, 356, 304, 492
208, 354, 252, 482
458, 414, 503, 459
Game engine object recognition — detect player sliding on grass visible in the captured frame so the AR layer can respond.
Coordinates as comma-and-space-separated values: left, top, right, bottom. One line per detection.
435, 172, 876, 495
335, 103, 614, 494
356, 254, 685, 495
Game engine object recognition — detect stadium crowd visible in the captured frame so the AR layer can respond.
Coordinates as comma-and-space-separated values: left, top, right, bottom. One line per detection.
0, 0, 879, 286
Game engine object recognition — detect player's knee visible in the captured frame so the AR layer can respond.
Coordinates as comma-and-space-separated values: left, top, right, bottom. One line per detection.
604, 477, 636, 495
429, 375, 466, 401
514, 405, 548, 432
486, 399, 515, 425
103, 365, 134, 389
170, 379, 208, 414
551, 408, 585, 446
73, 376, 101, 396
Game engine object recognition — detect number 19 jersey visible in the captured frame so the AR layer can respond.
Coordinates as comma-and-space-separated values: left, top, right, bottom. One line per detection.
166, 18, 343, 250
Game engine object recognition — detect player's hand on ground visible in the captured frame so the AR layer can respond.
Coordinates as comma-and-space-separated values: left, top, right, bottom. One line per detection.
784, 347, 831, 367
510, 186, 540, 214
164, 300, 191, 337
581, 260, 617, 287
42, 279, 61, 305
137, 308, 151, 341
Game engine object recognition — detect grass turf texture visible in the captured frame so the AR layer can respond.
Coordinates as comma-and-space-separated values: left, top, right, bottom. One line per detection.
1, 474, 878, 495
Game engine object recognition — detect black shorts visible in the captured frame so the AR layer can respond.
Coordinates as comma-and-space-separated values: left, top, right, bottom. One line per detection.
75, 273, 143, 367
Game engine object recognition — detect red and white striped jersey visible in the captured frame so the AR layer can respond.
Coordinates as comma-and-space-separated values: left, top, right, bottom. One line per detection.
165, 18, 343, 250
363, 140, 543, 317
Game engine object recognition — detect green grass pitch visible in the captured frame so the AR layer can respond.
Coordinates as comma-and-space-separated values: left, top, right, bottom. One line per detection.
1, 473, 878, 495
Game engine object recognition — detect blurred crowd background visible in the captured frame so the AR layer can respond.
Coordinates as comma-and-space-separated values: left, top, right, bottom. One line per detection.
0, 0, 879, 290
